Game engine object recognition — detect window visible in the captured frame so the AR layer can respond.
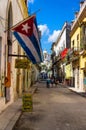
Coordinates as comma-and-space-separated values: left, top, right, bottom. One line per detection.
77, 34, 79, 41
72, 40, 75, 49
77, 34, 79, 49
25, 0, 27, 5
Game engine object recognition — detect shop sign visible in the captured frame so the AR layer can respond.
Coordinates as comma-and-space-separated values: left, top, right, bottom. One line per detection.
22, 93, 33, 112
15, 59, 30, 69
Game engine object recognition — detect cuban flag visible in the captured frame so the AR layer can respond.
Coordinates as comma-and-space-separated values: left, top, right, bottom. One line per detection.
11, 15, 43, 64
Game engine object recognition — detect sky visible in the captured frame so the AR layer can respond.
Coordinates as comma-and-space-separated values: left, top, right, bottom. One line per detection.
27, 0, 81, 54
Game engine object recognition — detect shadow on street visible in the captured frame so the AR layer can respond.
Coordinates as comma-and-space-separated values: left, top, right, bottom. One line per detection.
13, 81, 86, 130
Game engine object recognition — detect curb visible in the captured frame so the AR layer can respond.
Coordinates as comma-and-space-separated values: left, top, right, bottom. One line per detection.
69, 88, 86, 98
58, 83, 86, 98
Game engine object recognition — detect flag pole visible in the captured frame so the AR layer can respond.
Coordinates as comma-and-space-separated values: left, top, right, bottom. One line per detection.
30, 9, 41, 16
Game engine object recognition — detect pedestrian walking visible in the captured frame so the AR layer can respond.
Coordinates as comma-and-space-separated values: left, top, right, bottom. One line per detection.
46, 77, 51, 88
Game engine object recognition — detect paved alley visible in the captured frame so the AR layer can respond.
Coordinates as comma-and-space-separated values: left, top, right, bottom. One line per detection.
13, 82, 86, 130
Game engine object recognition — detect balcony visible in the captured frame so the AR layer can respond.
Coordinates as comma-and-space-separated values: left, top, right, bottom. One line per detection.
55, 55, 61, 62
66, 47, 80, 62
67, 47, 79, 57
52, 54, 61, 65
73, 47, 80, 55
79, 37, 86, 55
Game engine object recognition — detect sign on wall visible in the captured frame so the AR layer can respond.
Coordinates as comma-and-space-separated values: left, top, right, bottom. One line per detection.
15, 59, 31, 69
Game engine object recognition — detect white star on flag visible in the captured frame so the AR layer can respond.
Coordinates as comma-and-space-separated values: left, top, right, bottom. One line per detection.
22, 23, 31, 33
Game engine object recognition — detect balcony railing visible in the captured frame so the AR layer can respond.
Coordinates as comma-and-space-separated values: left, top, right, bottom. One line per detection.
73, 47, 80, 55
52, 54, 61, 65
55, 55, 61, 61
66, 47, 80, 62
67, 47, 80, 56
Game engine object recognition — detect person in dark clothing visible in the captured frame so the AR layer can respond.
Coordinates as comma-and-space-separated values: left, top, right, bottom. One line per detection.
46, 77, 51, 88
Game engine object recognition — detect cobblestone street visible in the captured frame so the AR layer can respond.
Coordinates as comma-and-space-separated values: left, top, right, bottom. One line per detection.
13, 82, 86, 130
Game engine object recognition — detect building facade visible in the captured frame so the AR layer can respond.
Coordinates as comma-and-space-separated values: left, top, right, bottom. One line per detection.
40, 50, 52, 79
68, 0, 86, 92
51, 22, 71, 83
0, 0, 40, 113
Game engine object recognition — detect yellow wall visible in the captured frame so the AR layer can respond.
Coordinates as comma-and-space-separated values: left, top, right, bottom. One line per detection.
80, 56, 86, 69
83, 17, 86, 22
71, 16, 86, 69
18, 0, 28, 18
71, 17, 86, 49
65, 64, 71, 79
80, 17, 86, 69
71, 27, 80, 48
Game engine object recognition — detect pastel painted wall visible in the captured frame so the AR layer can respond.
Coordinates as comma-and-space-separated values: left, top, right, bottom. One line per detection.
55, 29, 66, 56
65, 64, 72, 79
71, 27, 80, 48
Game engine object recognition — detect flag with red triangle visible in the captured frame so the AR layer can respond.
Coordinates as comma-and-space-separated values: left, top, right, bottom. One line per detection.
11, 15, 43, 64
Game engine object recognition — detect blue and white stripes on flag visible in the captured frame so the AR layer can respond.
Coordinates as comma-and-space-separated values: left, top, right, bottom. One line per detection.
11, 15, 43, 64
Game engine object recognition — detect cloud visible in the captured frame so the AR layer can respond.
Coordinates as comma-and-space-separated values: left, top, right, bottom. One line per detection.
29, 0, 34, 4
48, 30, 60, 43
38, 24, 49, 36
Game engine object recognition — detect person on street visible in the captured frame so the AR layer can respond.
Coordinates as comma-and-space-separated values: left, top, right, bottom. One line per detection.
46, 77, 51, 88
51, 76, 56, 87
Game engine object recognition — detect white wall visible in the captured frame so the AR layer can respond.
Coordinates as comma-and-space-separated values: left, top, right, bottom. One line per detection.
55, 29, 66, 56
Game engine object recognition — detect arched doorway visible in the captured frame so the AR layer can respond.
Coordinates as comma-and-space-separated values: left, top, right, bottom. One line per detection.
4, 2, 13, 102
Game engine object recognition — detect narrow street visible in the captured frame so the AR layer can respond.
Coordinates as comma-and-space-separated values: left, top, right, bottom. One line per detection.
13, 82, 86, 130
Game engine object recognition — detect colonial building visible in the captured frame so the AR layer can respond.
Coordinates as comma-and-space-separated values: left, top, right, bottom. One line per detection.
51, 22, 71, 83
40, 50, 52, 78
0, 0, 40, 113
68, 0, 86, 92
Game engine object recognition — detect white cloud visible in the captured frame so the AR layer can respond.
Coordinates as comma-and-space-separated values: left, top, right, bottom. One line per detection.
38, 24, 49, 36
48, 30, 60, 43
29, 0, 34, 4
